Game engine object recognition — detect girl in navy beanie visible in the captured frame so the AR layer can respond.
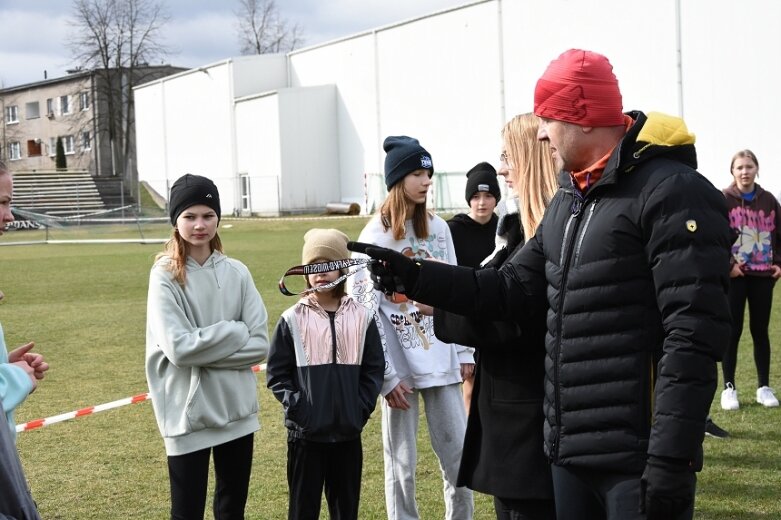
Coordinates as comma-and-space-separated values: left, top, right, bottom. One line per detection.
348, 136, 475, 519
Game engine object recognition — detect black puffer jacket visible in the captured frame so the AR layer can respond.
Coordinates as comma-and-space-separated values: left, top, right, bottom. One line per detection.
413, 111, 732, 473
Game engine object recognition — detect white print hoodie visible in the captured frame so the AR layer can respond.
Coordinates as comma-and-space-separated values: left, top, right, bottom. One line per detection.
146, 251, 269, 456
349, 214, 474, 396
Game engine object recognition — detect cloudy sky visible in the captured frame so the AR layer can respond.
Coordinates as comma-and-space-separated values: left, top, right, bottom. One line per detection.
0, 0, 470, 87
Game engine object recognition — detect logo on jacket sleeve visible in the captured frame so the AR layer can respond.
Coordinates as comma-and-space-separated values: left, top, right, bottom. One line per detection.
686, 219, 697, 232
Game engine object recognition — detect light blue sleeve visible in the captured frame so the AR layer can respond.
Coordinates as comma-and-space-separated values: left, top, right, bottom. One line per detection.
0, 323, 35, 436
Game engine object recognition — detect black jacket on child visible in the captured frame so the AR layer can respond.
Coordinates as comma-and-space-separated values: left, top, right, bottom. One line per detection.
267, 295, 384, 443
447, 213, 498, 268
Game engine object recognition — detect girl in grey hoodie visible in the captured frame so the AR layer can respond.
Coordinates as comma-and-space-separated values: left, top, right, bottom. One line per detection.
146, 174, 269, 520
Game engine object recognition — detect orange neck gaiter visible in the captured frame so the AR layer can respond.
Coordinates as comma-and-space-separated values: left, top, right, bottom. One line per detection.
570, 115, 634, 193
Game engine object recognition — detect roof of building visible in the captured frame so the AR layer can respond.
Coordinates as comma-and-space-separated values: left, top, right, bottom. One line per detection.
0, 65, 186, 94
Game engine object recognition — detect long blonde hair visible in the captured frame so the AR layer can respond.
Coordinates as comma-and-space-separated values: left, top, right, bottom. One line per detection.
155, 229, 224, 286
502, 113, 558, 239
379, 180, 430, 241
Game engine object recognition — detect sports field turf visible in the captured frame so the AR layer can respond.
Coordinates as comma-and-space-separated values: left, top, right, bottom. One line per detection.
2, 217, 779, 519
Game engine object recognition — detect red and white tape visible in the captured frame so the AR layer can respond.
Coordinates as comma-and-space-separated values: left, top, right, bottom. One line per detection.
16, 363, 266, 434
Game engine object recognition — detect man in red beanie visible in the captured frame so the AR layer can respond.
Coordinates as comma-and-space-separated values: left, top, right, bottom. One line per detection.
348, 48, 732, 520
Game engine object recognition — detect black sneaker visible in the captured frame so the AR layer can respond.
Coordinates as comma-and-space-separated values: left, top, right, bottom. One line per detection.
705, 417, 729, 438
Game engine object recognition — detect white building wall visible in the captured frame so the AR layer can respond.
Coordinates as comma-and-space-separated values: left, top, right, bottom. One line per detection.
135, 61, 236, 212
136, 0, 781, 213
375, 2, 503, 174
231, 54, 288, 97
278, 86, 339, 211
134, 85, 167, 199
503, 0, 681, 118
235, 93, 282, 215
234, 86, 339, 214
682, 0, 781, 196
289, 34, 380, 205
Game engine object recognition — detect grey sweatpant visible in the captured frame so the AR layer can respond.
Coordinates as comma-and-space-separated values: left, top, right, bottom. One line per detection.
382, 383, 473, 520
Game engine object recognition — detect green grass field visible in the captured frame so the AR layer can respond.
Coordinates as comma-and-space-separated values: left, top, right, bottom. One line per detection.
2, 217, 780, 519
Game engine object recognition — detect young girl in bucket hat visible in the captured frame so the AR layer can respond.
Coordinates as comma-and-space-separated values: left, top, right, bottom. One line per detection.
267, 228, 384, 520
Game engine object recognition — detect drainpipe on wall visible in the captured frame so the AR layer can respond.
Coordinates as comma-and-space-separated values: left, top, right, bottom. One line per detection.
227, 61, 240, 216
675, 0, 684, 118
160, 77, 169, 208
497, 0, 506, 127
91, 72, 100, 177
373, 28, 382, 214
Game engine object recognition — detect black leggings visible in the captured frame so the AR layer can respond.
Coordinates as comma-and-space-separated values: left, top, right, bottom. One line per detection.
723, 276, 776, 389
167, 433, 254, 520
286, 437, 363, 520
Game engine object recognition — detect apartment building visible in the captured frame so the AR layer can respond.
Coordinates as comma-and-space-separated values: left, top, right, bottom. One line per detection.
1, 65, 184, 184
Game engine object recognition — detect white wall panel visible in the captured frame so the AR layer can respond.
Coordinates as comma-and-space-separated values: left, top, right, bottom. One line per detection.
235, 93, 282, 215
681, 0, 781, 196
278, 86, 339, 211
134, 85, 168, 199
290, 35, 380, 203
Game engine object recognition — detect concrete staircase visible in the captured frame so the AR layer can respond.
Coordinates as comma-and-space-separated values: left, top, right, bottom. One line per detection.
11, 170, 107, 217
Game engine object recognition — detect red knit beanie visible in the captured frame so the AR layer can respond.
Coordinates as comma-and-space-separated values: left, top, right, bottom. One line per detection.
534, 49, 624, 127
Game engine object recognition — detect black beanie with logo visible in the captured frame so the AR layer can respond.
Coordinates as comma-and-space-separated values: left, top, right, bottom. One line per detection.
383, 135, 434, 189
464, 162, 501, 204
168, 174, 221, 225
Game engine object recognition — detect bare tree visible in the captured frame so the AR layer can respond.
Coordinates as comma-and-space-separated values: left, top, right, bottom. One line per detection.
68, 0, 171, 193
236, 0, 304, 55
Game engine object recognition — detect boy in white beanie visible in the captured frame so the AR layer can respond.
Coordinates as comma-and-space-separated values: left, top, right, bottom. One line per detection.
267, 228, 384, 520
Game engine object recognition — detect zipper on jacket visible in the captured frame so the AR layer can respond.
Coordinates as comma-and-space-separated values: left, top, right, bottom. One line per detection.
573, 200, 598, 266
551, 191, 589, 463
329, 312, 338, 364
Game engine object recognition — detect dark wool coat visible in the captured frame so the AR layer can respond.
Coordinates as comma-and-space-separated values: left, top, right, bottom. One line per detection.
434, 236, 552, 500
413, 111, 732, 474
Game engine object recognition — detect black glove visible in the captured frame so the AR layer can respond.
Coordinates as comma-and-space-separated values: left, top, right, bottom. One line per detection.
640, 456, 696, 519
347, 241, 421, 295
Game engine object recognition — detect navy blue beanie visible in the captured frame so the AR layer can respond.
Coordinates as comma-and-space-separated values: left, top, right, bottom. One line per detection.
383, 136, 434, 189
169, 174, 221, 225
465, 162, 501, 204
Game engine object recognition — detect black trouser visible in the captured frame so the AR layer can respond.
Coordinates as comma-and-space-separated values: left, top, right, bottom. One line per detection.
167, 434, 254, 520
724, 276, 775, 388
493, 495, 555, 520
551, 464, 694, 520
287, 436, 362, 520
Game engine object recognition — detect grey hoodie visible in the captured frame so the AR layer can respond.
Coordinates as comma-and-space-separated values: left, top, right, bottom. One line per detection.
145, 251, 269, 456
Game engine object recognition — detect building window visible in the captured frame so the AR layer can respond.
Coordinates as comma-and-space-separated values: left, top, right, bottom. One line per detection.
63, 135, 75, 154
27, 140, 41, 157
82, 131, 92, 150
60, 95, 70, 115
5, 105, 19, 124
26, 101, 40, 119
27, 140, 43, 157
240, 174, 251, 212
80, 91, 90, 111
8, 142, 21, 160
49, 137, 56, 156
46, 98, 55, 117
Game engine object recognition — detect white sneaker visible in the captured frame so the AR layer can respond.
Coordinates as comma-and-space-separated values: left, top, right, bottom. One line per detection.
721, 383, 739, 410
756, 386, 779, 407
